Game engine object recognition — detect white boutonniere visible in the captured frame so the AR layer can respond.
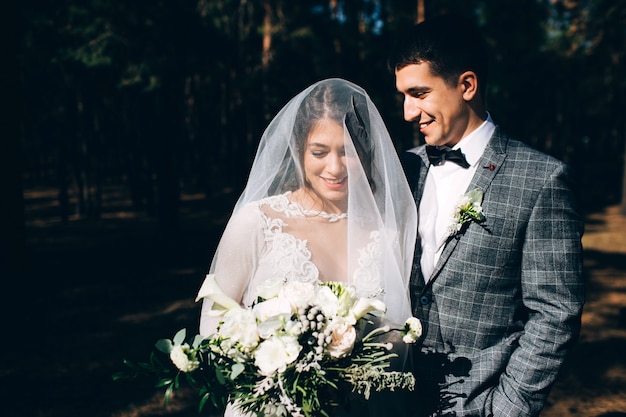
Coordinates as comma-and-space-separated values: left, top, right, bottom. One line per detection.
448, 188, 486, 237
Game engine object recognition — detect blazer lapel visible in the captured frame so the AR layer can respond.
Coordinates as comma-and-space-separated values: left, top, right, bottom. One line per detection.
465, 128, 508, 196
425, 129, 509, 288
404, 147, 430, 202
403, 147, 430, 292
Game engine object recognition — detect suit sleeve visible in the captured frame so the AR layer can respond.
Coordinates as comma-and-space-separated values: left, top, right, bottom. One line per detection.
489, 163, 585, 416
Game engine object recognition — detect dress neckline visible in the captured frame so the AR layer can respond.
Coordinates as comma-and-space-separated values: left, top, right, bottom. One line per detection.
278, 192, 348, 223
300, 208, 347, 223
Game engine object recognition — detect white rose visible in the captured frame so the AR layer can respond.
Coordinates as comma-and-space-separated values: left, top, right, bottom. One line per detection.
279, 281, 315, 311
253, 297, 292, 322
170, 344, 200, 372
218, 308, 259, 351
254, 335, 302, 376
326, 319, 357, 359
402, 317, 423, 344
257, 313, 290, 339
256, 277, 285, 300
313, 286, 340, 318
256, 313, 303, 340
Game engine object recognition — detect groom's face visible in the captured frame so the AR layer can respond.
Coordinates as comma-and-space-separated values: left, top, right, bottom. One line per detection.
395, 62, 469, 148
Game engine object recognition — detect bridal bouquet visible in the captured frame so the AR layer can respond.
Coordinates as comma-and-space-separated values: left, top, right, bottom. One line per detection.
114, 275, 422, 417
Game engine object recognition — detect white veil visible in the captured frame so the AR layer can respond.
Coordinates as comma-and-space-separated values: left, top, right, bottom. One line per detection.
202, 78, 417, 325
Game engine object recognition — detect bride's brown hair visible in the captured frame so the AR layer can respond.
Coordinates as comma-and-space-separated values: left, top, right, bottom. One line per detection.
292, 80, 375, 193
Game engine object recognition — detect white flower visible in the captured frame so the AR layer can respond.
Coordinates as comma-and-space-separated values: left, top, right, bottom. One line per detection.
125, 277, 422, 417
169, 344, 200, 372
195, 274, 241, 316
256, 276, 285, 300
218, 308, 259, 352
253, 297, 293, 322
326, 318, 357, 359
349, 297, 387, 322
260, 402, 288, 417
448, 188, 485, 237
334, 285, 358, 317
313, 286, 341, 318
254, 335, 302, 376
256, 313, 302, 339
402, 317, 422, 344
283, 317, 303, 338
256, 314, 287, 339
279, 281, 316, 311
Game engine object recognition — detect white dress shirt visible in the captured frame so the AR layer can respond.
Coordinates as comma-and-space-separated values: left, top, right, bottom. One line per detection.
419, 114, 495, 281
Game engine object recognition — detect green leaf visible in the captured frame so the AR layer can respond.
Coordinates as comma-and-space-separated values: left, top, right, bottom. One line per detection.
173, 328, 187, 345
199, 392, 210, 413
156, 378, 173, 388
230, 363, 245, 379
155, 338, 173, 354
466, 188, 484, 202
185, 372, 197, 386
148, 351, 165, 367
164, 383, 174, 406
192, 333, 204, 348
215, 368, 226, 384
111, 371, 129, 381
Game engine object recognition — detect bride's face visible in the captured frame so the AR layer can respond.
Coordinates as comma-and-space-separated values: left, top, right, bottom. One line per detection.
303, 118, 353, 213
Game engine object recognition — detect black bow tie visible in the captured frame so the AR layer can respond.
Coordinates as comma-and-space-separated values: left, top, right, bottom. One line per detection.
426, 145, 470, 168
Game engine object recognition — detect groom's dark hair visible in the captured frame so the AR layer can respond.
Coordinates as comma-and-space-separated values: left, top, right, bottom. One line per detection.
388, 13, 489, 99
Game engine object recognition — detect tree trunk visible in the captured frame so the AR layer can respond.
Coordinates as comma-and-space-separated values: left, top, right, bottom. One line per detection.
0, 54, 26, 274
262, 0, 273, 121
156, 77, 182, 238
620, 118, 626, 215
417, 0, 425, 23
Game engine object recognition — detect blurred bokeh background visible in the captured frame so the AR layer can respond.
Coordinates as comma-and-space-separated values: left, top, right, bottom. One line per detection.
2, 1, 625, 416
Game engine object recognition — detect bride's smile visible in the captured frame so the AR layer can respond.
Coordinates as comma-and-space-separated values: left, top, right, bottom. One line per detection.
302, 118, 351, 213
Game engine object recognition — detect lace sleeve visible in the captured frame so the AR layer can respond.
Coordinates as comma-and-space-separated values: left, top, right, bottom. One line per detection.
199, 203, 265, 336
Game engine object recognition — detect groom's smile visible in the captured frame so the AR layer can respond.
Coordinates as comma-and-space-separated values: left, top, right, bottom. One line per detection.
395, 62, 478, 148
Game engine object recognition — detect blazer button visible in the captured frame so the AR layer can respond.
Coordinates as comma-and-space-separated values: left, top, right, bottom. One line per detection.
419, 295, 430, 305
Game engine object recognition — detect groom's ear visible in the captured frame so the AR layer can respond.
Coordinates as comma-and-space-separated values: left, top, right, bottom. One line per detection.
459, 71, 479, 102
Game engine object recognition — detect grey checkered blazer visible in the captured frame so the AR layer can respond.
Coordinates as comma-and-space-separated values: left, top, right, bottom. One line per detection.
401, 129, 585, 417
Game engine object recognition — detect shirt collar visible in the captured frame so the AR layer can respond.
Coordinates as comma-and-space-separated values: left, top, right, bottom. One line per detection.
451, 112, 496, 167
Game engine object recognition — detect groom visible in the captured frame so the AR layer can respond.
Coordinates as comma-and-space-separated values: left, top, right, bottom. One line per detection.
389, 14, 585, 417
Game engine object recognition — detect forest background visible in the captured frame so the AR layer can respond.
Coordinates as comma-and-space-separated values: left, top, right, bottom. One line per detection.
2, 1, 626, 416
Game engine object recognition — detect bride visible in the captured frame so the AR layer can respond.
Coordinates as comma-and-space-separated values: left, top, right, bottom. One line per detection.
197, 78, 417, 416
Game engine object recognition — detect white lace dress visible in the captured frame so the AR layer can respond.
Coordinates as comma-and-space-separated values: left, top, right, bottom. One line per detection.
200, 192, 384, 335
199, 193, 392, 417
